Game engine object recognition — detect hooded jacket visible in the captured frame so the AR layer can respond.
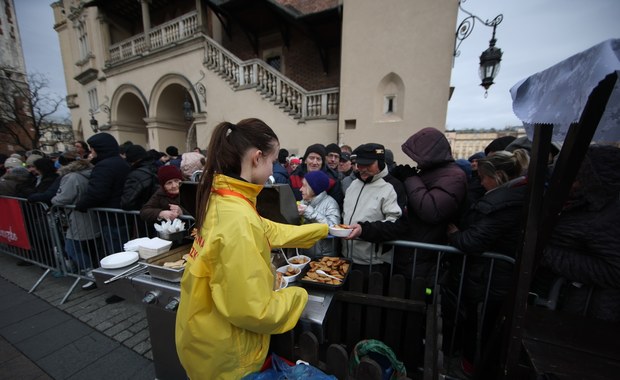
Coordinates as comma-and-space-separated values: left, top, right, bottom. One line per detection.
0, 169, 35, 197
75, 133, 130, 211
401, 128, 468, 243
52, 160, 100, 241
342, 166, 402, 265
175, 174, 327, 379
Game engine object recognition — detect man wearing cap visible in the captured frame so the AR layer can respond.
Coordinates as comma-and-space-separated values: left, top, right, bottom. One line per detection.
338, 152, 353, 179
342, 143, 407, 271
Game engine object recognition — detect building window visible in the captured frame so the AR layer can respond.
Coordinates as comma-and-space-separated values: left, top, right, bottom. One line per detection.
77, 20, 90, 60
87, 88, 98, 112
345, 119, 356, 130
384, 95, 396, 114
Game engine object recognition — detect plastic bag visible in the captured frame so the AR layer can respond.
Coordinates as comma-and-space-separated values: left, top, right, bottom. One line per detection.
242, 354, 336, 380
350, 339, 407, 380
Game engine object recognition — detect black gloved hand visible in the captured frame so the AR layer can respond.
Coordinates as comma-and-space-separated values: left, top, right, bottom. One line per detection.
391, 164, 418, 182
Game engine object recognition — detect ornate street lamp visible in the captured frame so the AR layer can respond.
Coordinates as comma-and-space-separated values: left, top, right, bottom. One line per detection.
478, 19, 503, 94
454, 1, 504, 96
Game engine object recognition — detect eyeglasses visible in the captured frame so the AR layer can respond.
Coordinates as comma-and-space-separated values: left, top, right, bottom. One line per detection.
164, 179, 182, 187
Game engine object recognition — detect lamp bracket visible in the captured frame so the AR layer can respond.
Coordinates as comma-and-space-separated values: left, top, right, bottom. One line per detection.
454, 0, 503, 58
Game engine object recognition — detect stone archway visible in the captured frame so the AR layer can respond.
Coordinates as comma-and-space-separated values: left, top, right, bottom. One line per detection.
148, 75, 197, 154
109, 84, 149, 147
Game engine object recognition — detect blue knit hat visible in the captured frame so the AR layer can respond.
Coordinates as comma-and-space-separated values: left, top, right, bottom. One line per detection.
304, 170, 330, 195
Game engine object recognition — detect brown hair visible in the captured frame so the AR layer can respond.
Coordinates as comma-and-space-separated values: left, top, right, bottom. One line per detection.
477, 149, 529, 186
195, 118, 279, 227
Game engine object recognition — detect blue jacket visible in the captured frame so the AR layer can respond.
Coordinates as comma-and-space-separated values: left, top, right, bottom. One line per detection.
272, 162, 289, 184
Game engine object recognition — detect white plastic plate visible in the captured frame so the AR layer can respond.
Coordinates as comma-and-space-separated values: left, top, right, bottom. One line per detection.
100, 251, 140, 269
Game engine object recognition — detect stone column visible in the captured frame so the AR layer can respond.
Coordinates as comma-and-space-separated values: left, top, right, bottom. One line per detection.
141, 0, 151, 50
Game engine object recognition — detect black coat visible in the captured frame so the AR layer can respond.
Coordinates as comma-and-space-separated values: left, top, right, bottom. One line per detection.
449, 177, 527, 301
121, 159, 159, 210
76, 133, 130, 211
537, 197, 620, 321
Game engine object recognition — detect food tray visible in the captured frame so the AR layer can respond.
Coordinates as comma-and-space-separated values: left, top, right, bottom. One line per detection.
143, 244, 192, 282
299, 256, 352, 290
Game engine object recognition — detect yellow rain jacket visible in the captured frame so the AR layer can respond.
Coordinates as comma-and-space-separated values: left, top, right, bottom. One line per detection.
176, 174, 328, 379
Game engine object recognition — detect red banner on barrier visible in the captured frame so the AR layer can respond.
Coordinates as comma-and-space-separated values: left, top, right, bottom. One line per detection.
0, 198, 32, 250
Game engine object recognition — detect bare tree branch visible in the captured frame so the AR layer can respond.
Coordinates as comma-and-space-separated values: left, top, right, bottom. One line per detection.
0, 68, 66, 152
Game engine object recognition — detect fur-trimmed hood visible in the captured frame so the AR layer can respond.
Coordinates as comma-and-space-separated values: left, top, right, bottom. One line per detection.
57, 159, 93, 176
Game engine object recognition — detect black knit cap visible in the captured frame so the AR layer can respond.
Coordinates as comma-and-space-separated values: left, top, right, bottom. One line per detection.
303, 144, 326, 161
166, 146, 179, 157
325, 143, 341, 156
125, 145, 148, 164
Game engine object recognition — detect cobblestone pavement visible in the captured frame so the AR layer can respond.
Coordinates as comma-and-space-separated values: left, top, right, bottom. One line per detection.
0, 253, 153, 360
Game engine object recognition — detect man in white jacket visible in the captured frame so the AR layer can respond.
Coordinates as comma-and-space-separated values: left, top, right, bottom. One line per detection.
342, 143, 407, 271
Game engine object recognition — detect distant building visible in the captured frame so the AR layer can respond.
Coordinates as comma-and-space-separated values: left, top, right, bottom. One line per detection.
0, 0, 32, 156
52, 0, 458, 163
445, 127, 527, 159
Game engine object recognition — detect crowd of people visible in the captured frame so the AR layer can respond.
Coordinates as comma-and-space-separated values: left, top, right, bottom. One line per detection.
1, 124, 618, 378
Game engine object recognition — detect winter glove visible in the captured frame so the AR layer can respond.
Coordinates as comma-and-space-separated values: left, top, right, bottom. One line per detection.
391, 164, 418, 182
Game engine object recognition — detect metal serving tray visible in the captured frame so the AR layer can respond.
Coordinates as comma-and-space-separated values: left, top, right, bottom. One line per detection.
143, 244, 192, 282
299, 257, 352, 290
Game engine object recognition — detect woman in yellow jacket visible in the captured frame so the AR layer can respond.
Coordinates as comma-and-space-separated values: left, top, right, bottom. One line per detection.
175, 118, 328, 379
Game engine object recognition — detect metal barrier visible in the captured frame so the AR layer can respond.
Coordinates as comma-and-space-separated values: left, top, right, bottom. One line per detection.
0, 196, 63, 294
371, 239, 516, 374
0, 195, 195, 304
46, 205, 195, 304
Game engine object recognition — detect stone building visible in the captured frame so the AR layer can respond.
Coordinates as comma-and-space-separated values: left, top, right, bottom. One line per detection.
0, 0, 30, 156
445, 127, 527, 160
52, 0, 458, 163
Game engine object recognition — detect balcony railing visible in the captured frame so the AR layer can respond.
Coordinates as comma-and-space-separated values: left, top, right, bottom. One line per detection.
107, 10, 338, 121
204, 37, 339, 121
108, 11, 198, 64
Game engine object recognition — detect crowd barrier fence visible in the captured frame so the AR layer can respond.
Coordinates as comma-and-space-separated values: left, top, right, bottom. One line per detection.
0, 195, 570, 376
0, 195, 195, 304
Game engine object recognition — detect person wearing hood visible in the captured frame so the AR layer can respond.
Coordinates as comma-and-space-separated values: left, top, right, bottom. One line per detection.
289, 143, 344, 207
341, 143, 407, 272
75, 133, 130, 256
390, 127, 468, 281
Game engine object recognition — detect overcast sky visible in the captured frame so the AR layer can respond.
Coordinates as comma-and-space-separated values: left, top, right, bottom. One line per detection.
14, 0, 620, 129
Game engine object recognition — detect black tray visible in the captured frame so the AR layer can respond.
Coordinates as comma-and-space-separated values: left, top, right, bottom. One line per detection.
299, 256, 352, 290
